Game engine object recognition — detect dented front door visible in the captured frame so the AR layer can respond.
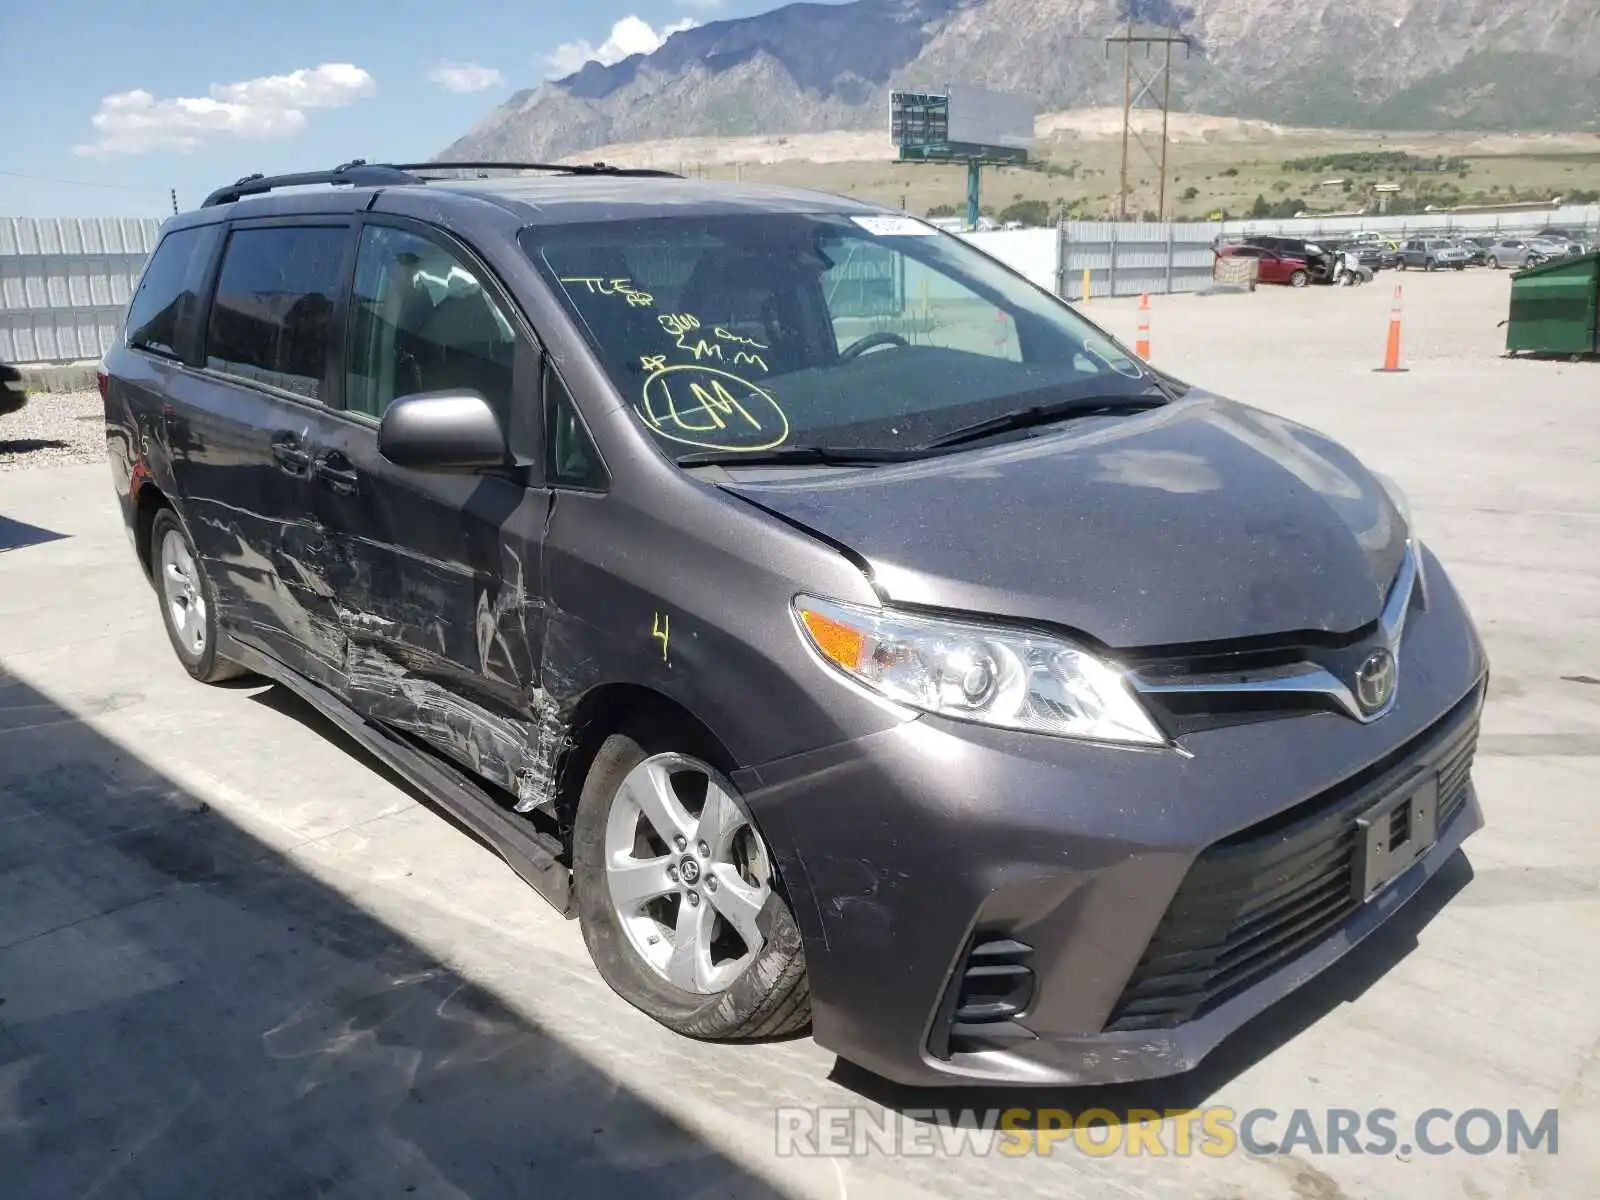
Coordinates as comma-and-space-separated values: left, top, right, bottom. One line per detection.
308, 433, 555, 805
306, 218, 562, 811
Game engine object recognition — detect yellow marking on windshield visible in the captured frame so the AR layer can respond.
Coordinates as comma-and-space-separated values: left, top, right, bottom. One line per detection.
658, 313, 727, 362
652, 612, 670, 663
560, 277, 654, 307
714, 326, 768, 350
731, 350, 769, 373
641, 354, 669, 373
638, 365, 789, 451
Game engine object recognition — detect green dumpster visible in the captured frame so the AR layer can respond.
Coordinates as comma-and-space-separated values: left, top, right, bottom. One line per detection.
1506, 250, 1600, 356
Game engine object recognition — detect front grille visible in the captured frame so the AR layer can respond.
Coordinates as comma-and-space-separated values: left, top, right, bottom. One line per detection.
1105, 692, 1480, 1034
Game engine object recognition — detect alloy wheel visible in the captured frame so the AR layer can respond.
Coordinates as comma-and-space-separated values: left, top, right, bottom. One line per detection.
159, 528, 207, 657
603, 753, 773, 995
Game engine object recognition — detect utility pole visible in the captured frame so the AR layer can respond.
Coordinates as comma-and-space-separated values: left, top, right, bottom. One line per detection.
1106, 18, 1190, 221
1158, 13, 1175, 220
170, 188, 178, 215
1118, 21, 1132, 223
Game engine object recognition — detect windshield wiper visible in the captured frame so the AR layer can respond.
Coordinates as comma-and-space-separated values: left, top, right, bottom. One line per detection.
922, 390, 1168, 450
676, 445, 927, 468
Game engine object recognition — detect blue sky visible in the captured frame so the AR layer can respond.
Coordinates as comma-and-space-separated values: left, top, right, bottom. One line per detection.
0, 0, 836, 217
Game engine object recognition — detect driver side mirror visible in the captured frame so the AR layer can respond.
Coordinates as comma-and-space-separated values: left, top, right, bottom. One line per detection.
378, 391, 509, 472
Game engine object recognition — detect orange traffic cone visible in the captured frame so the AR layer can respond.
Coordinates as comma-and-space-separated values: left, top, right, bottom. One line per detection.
1136, 293, 1151, 360
1374, 285, 1408, 373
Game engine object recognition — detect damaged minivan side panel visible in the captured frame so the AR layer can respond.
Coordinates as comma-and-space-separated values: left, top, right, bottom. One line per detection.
535, 402, 915, 783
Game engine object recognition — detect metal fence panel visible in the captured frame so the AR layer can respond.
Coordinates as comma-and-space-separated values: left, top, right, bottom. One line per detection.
0, 216, 161, 364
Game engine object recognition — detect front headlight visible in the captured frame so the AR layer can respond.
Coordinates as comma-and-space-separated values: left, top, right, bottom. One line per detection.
793, 596, 1166, 746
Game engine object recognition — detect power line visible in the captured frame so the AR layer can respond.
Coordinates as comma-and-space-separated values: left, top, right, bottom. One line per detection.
0, 168, 168, 193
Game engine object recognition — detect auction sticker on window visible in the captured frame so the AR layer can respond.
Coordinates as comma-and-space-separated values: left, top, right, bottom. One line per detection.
851, 215, 938, 237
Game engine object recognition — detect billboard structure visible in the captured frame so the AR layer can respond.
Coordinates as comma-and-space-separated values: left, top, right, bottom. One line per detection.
891, 85, 1037, 229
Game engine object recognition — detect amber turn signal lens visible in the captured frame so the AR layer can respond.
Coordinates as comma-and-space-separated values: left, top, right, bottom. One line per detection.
799, 607, 866, 671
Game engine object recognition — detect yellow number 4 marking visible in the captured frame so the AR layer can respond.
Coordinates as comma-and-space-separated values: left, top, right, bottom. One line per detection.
652, 612, 670, 662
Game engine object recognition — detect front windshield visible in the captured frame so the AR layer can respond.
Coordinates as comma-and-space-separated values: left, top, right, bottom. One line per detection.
521, 212, 1154, 459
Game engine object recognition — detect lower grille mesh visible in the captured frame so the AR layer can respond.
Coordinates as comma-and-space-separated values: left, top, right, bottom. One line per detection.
1105, 697, 1480, 1034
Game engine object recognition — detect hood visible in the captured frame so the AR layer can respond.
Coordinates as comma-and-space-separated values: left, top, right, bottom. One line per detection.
720, 395, 1408, 649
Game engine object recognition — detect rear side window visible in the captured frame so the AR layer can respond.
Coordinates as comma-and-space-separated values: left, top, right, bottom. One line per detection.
125, 225, 218, 359
205, 226, 349, 400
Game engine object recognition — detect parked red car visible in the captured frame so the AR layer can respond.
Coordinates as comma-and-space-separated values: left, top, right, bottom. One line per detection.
1217, 243, 1311, 288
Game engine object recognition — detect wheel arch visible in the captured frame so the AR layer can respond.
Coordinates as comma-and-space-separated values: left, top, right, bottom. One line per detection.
133, 481, 172, 581
553, 682, 740, 847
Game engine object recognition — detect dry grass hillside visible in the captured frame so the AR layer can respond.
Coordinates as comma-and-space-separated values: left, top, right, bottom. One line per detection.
562, 110, 1600, 222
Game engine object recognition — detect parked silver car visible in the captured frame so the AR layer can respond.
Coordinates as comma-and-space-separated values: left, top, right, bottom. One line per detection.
1487, 237, 1574, 270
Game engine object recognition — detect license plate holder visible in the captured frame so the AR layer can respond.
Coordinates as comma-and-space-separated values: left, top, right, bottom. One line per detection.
1352, 774, 1439, 902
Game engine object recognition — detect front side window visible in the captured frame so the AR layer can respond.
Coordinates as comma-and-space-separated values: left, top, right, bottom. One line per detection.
344, 224, 520, 420
522, 213, 1154, 459
125, 224, 218, 359
205, 226, 348, 400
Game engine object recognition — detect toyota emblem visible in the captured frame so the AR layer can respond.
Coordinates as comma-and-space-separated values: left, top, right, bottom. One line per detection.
1355, 648, 1397, 714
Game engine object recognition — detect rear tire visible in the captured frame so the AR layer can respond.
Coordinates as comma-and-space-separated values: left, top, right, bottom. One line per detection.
572, 722, 810, 1041
149, 509, 248, 684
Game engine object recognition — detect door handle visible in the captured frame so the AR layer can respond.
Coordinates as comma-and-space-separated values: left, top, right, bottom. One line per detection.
312, 453, 359, 496
270, 433, 312, 474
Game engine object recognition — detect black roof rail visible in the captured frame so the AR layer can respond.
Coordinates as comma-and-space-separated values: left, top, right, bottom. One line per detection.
397, 161, 682, 179
202, 160, 422, 207
200, 158, 683, 209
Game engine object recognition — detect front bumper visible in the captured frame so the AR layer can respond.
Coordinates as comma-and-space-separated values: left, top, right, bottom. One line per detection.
738, 547, 1487, 1087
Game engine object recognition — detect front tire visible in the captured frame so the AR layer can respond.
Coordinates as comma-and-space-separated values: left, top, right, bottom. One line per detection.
1289, 270, 1309, 288
572, 724, 810, 1040
150, 509, 247, 683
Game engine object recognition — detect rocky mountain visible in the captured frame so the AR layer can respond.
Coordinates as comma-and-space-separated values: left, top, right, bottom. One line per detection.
442, 0, 1600, 162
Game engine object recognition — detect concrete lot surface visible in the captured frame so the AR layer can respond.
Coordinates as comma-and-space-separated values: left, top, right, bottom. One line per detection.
1, 271, 1596, 1198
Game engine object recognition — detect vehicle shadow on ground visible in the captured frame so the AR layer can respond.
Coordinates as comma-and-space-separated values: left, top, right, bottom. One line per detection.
0, 515, 69, 553
0, 438, 71, 458
831, 851, 1474, 1126
0, 665, 787, 1199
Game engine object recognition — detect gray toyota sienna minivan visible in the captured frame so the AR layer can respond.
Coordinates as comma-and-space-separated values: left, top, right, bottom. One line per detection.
102, 162, 1487, 1086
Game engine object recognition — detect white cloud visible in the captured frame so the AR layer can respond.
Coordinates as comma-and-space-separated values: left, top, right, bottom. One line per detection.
544, 15, 697, 78
75, 63, 374, 157
426, 61, 505, 93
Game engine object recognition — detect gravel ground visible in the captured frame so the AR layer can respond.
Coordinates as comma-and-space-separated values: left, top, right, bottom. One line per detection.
0, 388, 105, 472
